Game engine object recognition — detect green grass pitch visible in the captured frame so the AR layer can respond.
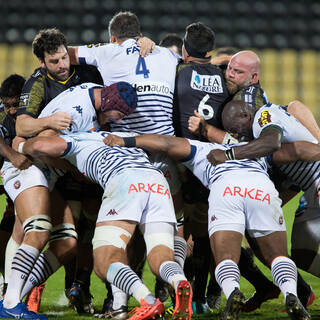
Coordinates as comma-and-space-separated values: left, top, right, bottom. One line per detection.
0, 193, 319, 319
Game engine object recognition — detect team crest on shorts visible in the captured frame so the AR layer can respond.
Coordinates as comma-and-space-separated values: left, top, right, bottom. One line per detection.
14, 180, 21, 189
279, 216, 284, 225
211, 215, 217, 222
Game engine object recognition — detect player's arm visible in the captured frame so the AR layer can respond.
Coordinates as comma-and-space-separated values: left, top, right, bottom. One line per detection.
17, 136, 68, 158
273, 141, 320, 164
0, 136, 31, 170
104, 134, 191, 160
16, 113, 72, 138
207, 127, 281, 165
68, 47, 79, 65
188, 110, 236, 144
287, 100, 320, 142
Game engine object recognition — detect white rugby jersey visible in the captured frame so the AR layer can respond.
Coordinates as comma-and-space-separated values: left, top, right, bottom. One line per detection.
59, 131, 160, 188
253, 103, 317, 143
78, 39, 179, 135
182, 140, 269, 189
254, 103, 320, 191
39, 83, 101, 134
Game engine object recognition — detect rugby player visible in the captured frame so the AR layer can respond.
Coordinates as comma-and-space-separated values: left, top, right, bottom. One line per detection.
103, 132, 315, 320
68, 11, 188, 316
16, 130, 193, 320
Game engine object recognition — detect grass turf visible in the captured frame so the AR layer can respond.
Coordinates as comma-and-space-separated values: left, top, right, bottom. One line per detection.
1, 193, 319, 319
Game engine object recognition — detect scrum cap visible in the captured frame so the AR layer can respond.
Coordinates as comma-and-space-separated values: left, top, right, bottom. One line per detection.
101, 82, 137, 116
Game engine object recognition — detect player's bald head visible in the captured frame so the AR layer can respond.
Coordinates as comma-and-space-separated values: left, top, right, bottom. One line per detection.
230, 50, 261, 74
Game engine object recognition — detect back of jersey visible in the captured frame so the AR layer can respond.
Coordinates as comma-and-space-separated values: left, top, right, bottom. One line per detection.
78, 39, 179, 135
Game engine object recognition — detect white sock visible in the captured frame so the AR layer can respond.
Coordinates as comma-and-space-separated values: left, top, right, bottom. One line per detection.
20, 249, 61, 299
174, 236, 187, 268
215, 259, 240, 299
271, 256, 297, 298
111, 284, 128, 309
4, 237, 20, 284
107, 262, 154, 304
159, 261, 187, 291
4, 244, 39, 308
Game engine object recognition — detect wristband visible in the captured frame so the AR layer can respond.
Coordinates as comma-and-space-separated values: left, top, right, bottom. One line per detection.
225, 148, 235, 161
222, 132, 239, 145
123, 137, 136, 148
18, 142, 25, 154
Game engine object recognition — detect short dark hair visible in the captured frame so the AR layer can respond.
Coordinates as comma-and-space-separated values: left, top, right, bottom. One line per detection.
32, 28, 67, 61
185, 22, 215, 54
159, 33, 183, 56
108, 11, 141, 41
0, 74, 25, 98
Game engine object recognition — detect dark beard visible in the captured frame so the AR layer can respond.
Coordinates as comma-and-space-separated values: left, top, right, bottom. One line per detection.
226, 79, 239, 95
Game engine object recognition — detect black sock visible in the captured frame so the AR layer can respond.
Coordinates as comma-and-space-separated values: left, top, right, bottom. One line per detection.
192, 236, 210, 301
238, 247, 274, 291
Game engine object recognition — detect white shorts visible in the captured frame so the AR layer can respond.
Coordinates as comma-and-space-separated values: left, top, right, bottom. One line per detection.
97, 168, 177, 225
1, 161, 59, 202
208, 172, 285, 238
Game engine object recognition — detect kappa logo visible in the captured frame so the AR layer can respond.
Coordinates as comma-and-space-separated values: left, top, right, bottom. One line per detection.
73, 105, 83, 115
258, 110, 271, 127
106, 209, 118, 216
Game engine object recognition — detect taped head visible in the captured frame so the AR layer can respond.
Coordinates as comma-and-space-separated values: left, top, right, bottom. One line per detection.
100, 82, 138, 116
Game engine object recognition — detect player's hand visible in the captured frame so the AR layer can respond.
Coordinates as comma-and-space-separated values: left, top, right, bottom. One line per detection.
207, 149, 227, 166
137, 37, 155, 57
11, 153, 32, 170
103, 134, 124, 147
188, 110, 206, 136
48, 112, 72, 131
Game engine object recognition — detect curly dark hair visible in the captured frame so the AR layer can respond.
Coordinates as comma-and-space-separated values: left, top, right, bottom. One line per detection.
0, 74, 25, 98
32, 28, 67, 61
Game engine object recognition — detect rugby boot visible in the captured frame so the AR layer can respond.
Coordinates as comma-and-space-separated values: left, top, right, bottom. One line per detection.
127, 298, 164, 320
220, 288, 245, 320
25, 283, 46, 313
285, 293, 311, 320
0, 302, 48, 319
243, 284, 280, 312
172, 280, 193, 320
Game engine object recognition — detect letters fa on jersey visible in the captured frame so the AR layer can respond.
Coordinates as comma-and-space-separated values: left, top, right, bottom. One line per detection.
190, 71, 223, 93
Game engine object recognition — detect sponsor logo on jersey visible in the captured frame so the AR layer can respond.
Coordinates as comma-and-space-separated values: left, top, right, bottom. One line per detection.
222, 186, 270, 204
133, 81, 171, 96
128, 182, 171, 199
19, 93, 29, 108
190, 71, 223, 93
258, 110, 271, 127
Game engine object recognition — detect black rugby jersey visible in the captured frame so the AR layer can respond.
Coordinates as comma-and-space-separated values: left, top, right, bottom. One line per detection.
18, 65, 103, 118
233, 82, 268, 111
173, 62, 231, 140
0, 104, 16, 144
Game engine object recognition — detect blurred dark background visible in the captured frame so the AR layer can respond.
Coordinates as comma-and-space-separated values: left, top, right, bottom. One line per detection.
0, 0, 319, 120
